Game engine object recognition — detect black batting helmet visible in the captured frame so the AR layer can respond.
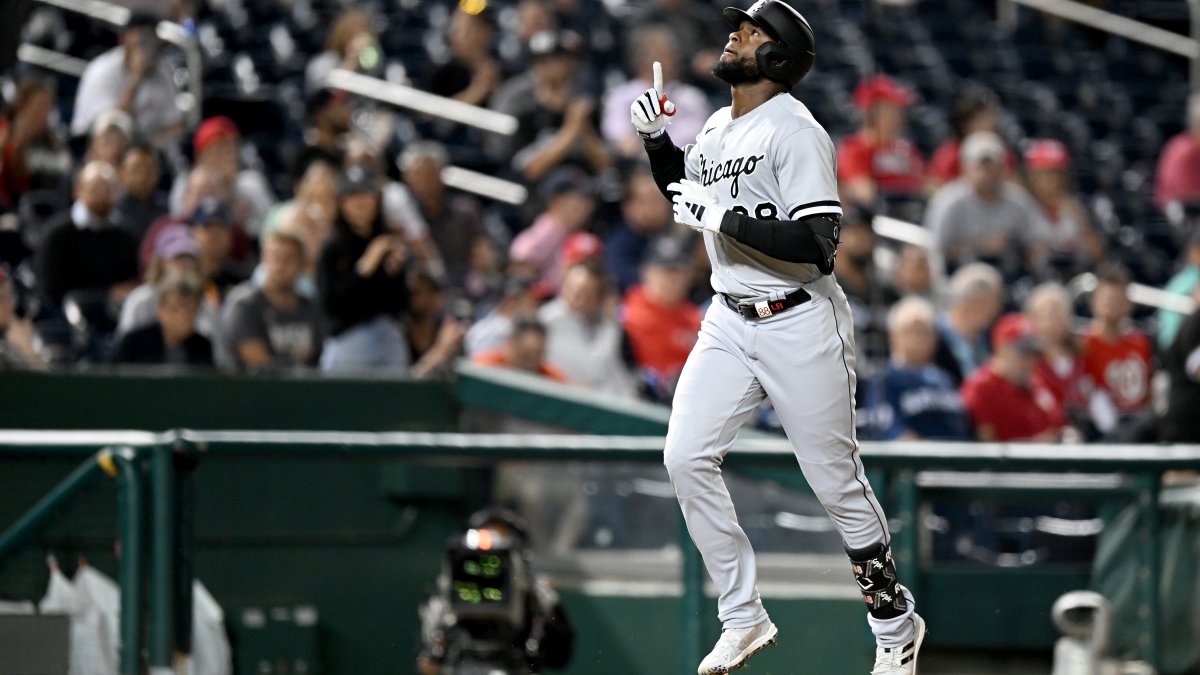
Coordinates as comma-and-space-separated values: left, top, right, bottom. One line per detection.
722, 0, 816, 88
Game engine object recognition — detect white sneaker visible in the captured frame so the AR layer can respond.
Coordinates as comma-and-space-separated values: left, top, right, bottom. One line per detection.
697, 619, 778, 674
871, 613, 926, 674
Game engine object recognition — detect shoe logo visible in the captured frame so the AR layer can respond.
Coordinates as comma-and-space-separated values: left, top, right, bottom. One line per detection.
703, 126, 716, 135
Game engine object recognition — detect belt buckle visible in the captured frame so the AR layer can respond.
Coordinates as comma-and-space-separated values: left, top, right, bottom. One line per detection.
753, 300, 772, 318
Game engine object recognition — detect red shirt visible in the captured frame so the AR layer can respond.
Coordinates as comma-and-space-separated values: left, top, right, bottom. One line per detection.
1033, 354, 1090, 415
472, 349, 569, 383
621, 285, 701, 377
837, 131, 926, 196
928, 139, 1017, 184
1081, 328, 1152, 413
1154, 132, 1200, 210
961, 363, 1066, 441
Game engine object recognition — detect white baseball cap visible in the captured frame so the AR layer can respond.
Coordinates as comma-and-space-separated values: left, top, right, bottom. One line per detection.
960, 131, 1005, 167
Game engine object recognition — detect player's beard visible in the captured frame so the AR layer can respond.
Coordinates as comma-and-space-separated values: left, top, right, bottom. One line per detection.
712, 54, 763, 85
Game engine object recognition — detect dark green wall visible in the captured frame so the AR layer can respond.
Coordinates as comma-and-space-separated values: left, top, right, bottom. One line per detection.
0, 369, 457, 431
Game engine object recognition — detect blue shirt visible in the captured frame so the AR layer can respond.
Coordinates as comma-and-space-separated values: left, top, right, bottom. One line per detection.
866, 362, 973, 440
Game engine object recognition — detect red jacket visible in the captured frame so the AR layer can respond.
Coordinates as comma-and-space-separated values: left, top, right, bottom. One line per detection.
961, 363, 1066, 441
621, 286, 701, 377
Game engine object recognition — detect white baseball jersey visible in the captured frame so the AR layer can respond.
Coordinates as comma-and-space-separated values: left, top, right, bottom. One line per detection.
682, 94, 842, 297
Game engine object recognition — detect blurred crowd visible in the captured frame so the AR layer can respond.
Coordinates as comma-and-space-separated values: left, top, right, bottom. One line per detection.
0, 0, 1198, 443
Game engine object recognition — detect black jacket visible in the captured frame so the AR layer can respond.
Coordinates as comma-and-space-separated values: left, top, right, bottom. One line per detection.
112, 323, 213, 366
37, 214, 138, 308
318, 214, 409, 337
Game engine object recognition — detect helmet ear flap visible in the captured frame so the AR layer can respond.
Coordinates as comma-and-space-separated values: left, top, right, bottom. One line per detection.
755, 42, 790, 84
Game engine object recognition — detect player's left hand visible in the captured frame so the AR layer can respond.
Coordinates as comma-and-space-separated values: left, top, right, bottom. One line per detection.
668, 179, 723, 233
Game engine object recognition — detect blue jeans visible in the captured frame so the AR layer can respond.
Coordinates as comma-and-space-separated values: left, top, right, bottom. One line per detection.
319, 315, 410, 374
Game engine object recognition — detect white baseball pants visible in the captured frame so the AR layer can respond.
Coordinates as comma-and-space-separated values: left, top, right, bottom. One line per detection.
663, 290, 916, 644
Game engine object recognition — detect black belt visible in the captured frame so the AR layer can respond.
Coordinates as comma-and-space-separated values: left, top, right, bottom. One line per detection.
721, 288, 811, 320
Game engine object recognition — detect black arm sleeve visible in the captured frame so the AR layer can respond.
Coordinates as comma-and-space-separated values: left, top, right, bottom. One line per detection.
718, 210, 841, 274
642, 132, 686, 200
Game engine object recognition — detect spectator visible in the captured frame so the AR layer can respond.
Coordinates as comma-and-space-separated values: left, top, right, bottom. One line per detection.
1024, 282, 1090, 429
473, 316, 568, 382
37, 161, 138, 309
1155, 228, 1200, 350
405, 268, 466, 379
924, 131, 1049, 278
835, 211, 898, 379
497, 0, 557, 74
489, 30, 610, 182
605, 166, 675, 293
343, 139, 439, 273
1023, 139, 1104, 276
224, 230, 325, 370
293, 88, 351, 181
112, 270, 213, 366
1162, 283, 1200, 442
117, 224, 217, 339
0, 265, 43, 368
1154, 91, 1200, 212
169, 117, 276, 238
463, 234, 508, 315
85, 109, 133, 166
464, 273, 541, 356
259, 162, 339, 296
867, 296, 971, 441
510, 167, 595, 292
139, 165, 242, 274
837, 75, 926, 211
71, 12, 184, 146
1080, 264, 1152, 434
423, 5, 501, 107
305, 9, 382, 93
892, 245, 934, 299
928, 90, 1014, 187
187, 198, 247, 305
539, 261, 637, 397
317, 166, 410, 372
961, 313, 1069, 442
0, 76, 59, 210
114, 143, 168, 242
400, 142, 489, 290
621, 238, 701, 396
600, 25, 711, 158
933, 262, 1004, 386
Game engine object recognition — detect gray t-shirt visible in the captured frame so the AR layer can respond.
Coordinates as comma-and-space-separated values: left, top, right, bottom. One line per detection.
225, 287, 325, 368
923, 178, 1050, 262
683, 94, 842, 298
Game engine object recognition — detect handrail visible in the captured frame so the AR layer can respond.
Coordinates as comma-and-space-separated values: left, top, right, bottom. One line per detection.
1070, 271, 1197, 316
441, 165, 528, 205
326, 69, 519, 136
1, 428, 1197, 468
998, 0, 1200, 59
16, 44, 89, 77
30, 0, 203, 128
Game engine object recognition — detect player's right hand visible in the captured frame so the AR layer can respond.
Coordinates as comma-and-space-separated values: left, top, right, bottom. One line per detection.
631, 61, 677, 140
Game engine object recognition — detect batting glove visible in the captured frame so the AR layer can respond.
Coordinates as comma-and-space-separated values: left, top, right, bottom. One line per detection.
631, 61, 677, 140
668, 179, 723, 233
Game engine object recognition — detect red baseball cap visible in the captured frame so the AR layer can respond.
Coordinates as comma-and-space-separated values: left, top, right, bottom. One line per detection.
1024, 139, 1070, 171
563, 232, 604, 266
853, 75, 915, 110
992, 313, 1042, 353
193, 116, 239, 156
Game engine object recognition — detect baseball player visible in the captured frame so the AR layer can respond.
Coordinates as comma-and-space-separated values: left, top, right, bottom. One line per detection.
629, 1, 926, 673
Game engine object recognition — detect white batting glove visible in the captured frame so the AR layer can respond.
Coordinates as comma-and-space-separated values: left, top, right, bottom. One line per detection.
668, 179, 723, 233
631, 61, 677, 140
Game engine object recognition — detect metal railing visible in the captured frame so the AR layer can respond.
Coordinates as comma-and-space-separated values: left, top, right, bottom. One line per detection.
1, 429, 1196, 673
997, 0, 1200, 89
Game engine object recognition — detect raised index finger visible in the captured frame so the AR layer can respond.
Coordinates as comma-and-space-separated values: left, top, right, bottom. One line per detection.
653, 61, 663, 93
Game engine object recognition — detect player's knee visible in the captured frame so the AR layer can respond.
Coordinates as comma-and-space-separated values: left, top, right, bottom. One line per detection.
662, 444, 711, 485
